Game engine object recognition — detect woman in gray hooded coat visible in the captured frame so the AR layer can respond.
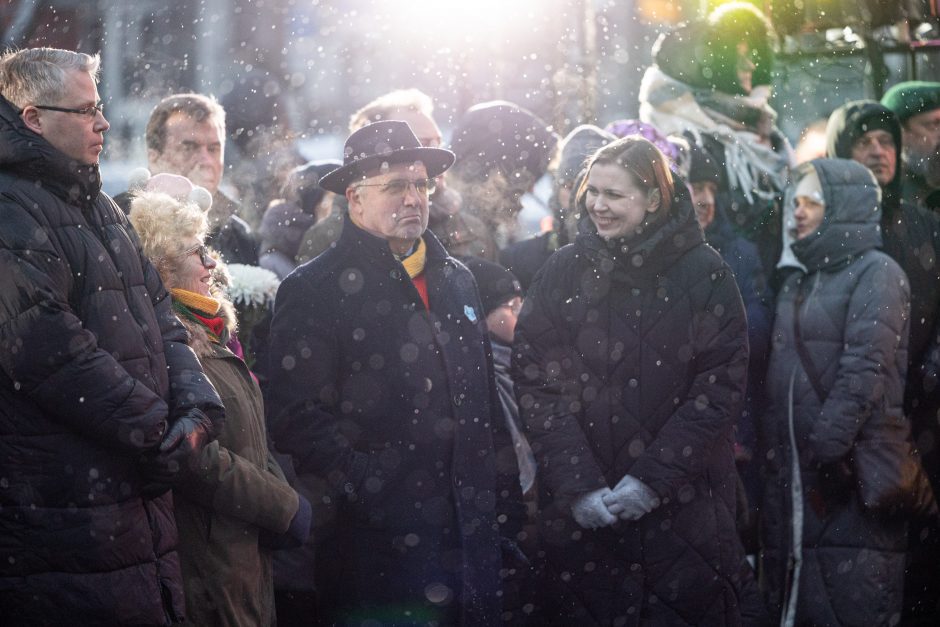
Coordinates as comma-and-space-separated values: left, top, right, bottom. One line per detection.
760, 158, 915, 625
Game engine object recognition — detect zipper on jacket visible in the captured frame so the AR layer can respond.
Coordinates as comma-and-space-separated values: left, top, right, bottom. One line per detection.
781, 366, 804, 627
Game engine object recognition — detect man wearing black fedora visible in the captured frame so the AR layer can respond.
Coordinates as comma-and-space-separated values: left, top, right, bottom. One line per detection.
264, 120, 525, 625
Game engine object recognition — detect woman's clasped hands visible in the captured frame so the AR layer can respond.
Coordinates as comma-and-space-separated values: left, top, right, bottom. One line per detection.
571, 475, 661, 529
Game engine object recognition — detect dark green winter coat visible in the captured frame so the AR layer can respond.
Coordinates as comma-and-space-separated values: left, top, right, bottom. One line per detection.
174, 310, 300, 627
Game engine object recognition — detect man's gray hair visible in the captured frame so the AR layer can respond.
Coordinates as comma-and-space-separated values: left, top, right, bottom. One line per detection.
349, 88, 434, 132
0, 48, 100, 110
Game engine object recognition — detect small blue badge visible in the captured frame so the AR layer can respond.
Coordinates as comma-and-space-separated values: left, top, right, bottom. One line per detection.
464, 305, 477, 323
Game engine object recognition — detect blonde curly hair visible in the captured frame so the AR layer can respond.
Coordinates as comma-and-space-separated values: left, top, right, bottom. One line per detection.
130, 190, 239, 354
128, 190, 209, 290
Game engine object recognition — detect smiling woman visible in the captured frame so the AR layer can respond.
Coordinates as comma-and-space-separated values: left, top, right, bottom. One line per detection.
583, 162, 660, 240
513, 135, 752, 624
578, 136, 672, 241
129, 185, 311, 627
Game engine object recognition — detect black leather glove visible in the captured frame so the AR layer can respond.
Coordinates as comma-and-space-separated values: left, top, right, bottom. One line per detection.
139, 408, 214, 493
160, 407, 213, 457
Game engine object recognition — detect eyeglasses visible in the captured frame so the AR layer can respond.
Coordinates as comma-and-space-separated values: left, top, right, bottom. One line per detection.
356, 177, 437, 196
29, 101, 104, 119
176, 243, 213, 268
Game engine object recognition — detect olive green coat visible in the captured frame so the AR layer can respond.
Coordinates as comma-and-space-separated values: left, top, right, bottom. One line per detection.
175, 315, 300, 627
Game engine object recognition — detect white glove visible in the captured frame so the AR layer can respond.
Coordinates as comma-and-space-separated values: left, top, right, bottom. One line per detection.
603, 474, 660, 521
571, 487, 618, 529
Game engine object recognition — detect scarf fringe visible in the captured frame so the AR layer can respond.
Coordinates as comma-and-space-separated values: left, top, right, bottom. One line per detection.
638, 66, 792, 207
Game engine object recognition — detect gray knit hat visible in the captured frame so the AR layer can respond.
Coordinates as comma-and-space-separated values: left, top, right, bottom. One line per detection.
556, 125, 616, 185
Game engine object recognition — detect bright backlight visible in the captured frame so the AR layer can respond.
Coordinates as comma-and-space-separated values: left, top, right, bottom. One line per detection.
390, 0, 544, 43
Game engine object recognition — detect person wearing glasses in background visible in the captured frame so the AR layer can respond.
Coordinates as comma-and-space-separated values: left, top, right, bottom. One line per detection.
264, 120, 526, 625
0, 48, 225, 625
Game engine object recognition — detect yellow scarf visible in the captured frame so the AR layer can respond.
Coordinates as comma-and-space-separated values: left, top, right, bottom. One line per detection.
350, 211, 427, 277
399, 238, 427, 279
170, 288, 221, 316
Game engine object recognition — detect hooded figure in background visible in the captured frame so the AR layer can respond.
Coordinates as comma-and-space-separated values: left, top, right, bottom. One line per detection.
760, 158, 928, 625
688, 142, 772, 549
825, 101, 940, 410
258, 159, 340, 279
639, 1, 793, 278
826, 99, 940, 624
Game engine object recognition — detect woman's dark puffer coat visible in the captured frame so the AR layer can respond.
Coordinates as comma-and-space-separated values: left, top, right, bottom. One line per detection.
760, 159, 911, 625
513, 183, 750, 626
0, 96, 223, 625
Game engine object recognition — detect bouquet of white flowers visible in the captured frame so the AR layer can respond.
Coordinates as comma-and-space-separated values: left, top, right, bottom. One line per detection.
223, 263, 280, 366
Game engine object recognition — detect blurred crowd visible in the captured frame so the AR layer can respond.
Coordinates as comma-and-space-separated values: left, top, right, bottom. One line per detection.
3, 2, 940, 626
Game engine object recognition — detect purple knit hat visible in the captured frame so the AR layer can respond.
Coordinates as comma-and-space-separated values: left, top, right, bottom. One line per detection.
603, 119, 682, 167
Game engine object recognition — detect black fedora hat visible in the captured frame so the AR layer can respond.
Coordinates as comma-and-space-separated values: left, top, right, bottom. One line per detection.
320, 120, 455, 194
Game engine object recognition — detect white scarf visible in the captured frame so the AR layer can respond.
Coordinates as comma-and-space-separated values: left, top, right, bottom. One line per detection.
638, 66, 793, 208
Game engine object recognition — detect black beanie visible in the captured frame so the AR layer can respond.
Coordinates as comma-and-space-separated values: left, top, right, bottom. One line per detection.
463, 256, 522, 316
687, 143, 722, 186
557, 125, 616, 185
825, 101, 901, 162
449, 101, 557, 182
281, 159, 342, 214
